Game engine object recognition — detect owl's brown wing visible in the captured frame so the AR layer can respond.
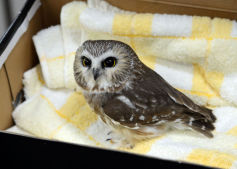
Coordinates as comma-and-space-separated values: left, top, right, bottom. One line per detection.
147, 67, 216, 123
102, 65, 216, 137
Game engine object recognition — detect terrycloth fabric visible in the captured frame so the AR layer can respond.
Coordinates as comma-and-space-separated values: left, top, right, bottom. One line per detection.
10, 0, 237, 168
6, 126, 33, 136
79, 2, 237, 108
13, 67, 120, 147
23, 64, 44, 99
13, 66, 237, 169
33, 25, 65, 89
61, 1, 87, 89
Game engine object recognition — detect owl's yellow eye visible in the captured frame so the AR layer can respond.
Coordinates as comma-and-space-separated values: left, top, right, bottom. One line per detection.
81, 56, 91, 67
103, 57, 117, 68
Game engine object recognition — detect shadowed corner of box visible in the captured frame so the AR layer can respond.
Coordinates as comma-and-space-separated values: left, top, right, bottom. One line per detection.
0, 64, 14, 130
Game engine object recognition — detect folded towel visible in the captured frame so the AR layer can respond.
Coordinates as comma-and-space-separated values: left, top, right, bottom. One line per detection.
79, 3, 237, 108
203, 38, 237, 106
15, 66, 121, 147
155, 59, 230, 107
33, 25, 65, 88
13, 66, 237, 169
6, 125, 33, 136
22, 64, 44, 99
60, 1, 87, 89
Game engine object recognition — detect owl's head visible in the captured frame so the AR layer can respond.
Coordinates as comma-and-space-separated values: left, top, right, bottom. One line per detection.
74, 40, 139, 93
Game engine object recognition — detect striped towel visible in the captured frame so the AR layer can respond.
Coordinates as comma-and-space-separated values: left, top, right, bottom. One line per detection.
13, 63, 237, 169
11, 0, 237, 168
80, 1, 237, 108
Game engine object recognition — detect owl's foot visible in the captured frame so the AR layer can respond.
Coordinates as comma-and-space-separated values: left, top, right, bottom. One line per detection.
121, 139, 134, 149
106, 130, 122, 144
106, 131, 134, 149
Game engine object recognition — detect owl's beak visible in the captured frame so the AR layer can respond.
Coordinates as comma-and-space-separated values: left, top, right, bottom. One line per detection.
92, 68, 100, 81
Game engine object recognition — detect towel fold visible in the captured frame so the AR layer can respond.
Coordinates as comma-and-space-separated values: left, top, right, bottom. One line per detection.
33, 25, 65, 88
61, 1, 87, 89
23, 64, 44, 99
6, 125, 33, 136
14, 66, 122, 148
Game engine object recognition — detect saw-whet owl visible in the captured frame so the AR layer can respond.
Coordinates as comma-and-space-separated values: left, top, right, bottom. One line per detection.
74, 40, 216, 147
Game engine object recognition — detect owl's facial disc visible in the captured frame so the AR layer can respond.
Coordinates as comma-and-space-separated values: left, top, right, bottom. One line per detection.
80, 53, 118, 81
74, 40, 137, 92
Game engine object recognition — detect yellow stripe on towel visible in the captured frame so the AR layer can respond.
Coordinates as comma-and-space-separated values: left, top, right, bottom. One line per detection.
113, 14, 134, 35
191, 16, 211, 38
68, 52, 76, 57
227, 126, 237, 137
40, 94, 68, 119
112, 14, 153, 36
59, 92, 98, 131
40, 55, 64, 62
40, 93, 102, 146
177, 88, 214, 99
187, 149, 237, 169
211, 18, 233, 38
132, 14, 153, 35
49, 123, 66, 139
139, 55, 157, 70
36, 66, 45, 85
191, 64, 216, 98
204, 71, 224, 94
47, 56, 64, 62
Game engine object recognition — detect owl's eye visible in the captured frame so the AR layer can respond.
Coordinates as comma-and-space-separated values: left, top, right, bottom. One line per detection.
103, 57, 117, 68
81, 56, 91, 67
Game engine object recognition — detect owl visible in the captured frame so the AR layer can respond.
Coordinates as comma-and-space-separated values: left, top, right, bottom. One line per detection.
74, 40, 216, 147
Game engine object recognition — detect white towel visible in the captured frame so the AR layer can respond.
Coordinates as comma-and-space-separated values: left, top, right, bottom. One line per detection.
6, 125, 33, 136
60, 1, 87, 89
32, 25, 65, 89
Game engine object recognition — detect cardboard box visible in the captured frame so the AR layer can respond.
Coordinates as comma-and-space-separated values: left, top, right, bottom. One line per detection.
0, 0, 236, 166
